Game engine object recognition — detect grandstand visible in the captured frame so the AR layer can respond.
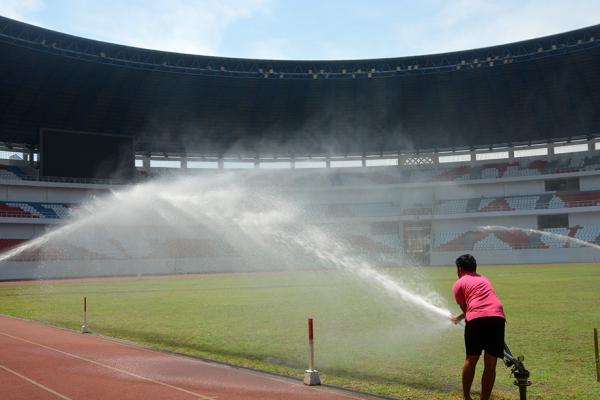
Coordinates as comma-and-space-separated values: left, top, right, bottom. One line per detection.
1, 15, 600, 278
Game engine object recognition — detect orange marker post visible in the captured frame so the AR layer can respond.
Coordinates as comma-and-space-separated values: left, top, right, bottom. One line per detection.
303, 318, 321, 385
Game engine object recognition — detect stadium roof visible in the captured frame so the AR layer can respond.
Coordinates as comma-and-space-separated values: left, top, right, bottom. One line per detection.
1, 16, 600, 157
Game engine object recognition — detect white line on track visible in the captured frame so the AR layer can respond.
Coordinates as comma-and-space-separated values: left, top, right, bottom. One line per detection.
0, 363, 73, 400
0, 315, 372, 400
97, 334, 370, 400
0, 332, 217, 400
75, 325, 371, 400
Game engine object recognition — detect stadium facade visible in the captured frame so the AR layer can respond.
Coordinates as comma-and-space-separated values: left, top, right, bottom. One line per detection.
1, 16, 600, 279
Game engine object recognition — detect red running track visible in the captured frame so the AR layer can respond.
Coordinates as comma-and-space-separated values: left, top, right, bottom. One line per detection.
0, 316, 379, 400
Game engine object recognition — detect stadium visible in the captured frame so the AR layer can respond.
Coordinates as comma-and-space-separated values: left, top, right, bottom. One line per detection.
0, 13, 599, 400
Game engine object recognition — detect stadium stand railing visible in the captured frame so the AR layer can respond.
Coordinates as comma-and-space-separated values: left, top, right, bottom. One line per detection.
428, 191, 600, 215
3, 153, 600, 187
0, 163, 128, 185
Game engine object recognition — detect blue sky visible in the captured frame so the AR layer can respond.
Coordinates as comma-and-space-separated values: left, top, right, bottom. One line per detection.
1, 0, 599, 60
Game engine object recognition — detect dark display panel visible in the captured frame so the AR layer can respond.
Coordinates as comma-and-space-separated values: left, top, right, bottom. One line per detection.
40, 129, 134, 180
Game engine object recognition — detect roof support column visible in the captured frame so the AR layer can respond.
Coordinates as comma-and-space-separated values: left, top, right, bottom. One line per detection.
142, 155, 150, 173
218, 156, 224, 169
28, 148, 35, 166
181, 155, 188, 170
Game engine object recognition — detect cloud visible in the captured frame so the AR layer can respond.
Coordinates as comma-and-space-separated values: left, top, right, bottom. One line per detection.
0, 0, 44, 23
65, 0, 273, 56
244, 38, 290, 59
393, 0, 600, 57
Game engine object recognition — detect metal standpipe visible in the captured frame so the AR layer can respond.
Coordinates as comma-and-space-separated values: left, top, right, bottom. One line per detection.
81, 296, 90, 334
503, 343, 531, 400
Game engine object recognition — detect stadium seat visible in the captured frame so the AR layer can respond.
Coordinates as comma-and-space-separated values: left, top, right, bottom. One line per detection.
540, 228, 569, 248
473, 234, 512, 250
506, 196, 539, 210
436, 199, 468, 214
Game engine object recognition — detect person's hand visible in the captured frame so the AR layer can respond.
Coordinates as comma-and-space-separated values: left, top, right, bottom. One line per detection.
450, 314, 463, 325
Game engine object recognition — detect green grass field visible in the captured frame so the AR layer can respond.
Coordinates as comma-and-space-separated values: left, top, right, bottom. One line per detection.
0, 263, 599, 399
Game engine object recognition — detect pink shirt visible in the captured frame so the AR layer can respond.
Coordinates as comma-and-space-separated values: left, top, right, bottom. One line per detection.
453, 272, 505, 322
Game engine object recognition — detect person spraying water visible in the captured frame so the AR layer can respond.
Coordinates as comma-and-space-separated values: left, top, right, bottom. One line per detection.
450, 254, 506, 400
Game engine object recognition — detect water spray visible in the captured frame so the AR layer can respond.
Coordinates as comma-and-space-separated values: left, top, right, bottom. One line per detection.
303, 318, 321, 386
503, 343, 531, 400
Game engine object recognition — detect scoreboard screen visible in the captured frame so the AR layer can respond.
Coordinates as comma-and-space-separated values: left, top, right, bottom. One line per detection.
40, 129, 134, 181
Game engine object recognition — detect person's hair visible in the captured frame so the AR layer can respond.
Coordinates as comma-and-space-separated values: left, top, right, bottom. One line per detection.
455, 254, 477, 272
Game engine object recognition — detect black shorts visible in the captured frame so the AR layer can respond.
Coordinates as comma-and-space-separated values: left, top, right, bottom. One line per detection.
464, 316, 505, 358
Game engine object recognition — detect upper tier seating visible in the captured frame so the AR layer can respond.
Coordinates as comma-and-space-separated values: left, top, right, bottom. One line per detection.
0, 165, 31, 180
433, 192, 600, 215
436, 199, 468, 214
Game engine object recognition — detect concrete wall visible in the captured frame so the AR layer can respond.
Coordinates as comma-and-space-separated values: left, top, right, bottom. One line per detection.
0, 252, 406, 280
580, 175, 600, 191
433, 181, 546, 201
569, 212, 600, 226
0, 185, 107, 203
432, 215, 538, 233
0, 224, 47, 239
431, 248, 600, 266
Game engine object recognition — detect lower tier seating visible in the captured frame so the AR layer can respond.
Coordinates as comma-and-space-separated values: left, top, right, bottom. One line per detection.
434, 225, 599, 251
